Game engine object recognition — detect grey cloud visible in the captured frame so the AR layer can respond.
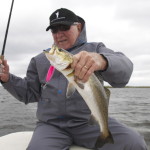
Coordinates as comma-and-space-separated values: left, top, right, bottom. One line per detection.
1, 0, 150, 86
130, 55, 150, 86
132, 55, 150, 71
115, 0, 150, 28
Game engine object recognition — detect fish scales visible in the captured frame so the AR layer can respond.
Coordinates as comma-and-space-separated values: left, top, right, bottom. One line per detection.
89, 75, 109, 137
44, 45, 114, 148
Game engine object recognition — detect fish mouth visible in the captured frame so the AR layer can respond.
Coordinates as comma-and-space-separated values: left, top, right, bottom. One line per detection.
43, 49, 54, 55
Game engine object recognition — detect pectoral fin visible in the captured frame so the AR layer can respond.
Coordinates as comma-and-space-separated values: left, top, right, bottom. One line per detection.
74, 77, 85, 89
66, 82, 76, 98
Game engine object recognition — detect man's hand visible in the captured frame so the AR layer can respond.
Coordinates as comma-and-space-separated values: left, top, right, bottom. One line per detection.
0, 59, 9, 83
71, 51, 107, 82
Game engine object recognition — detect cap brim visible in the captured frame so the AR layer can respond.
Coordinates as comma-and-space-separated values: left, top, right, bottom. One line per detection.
46, 21, 74, 31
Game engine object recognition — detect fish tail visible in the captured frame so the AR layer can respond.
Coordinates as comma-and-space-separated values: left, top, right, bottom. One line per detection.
106, 130, 114, 143
95, 131, 114, 148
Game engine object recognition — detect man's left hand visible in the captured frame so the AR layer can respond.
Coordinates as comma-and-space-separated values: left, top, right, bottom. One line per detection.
71, 51, 107, 82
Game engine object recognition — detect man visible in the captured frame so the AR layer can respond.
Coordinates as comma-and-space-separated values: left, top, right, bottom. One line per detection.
0, 8, 147, 150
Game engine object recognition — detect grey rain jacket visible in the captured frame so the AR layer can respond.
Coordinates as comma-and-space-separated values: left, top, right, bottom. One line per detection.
2, 21, 133, 125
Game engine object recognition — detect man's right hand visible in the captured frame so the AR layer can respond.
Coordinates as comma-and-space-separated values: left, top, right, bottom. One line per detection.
0, 59, 9, 83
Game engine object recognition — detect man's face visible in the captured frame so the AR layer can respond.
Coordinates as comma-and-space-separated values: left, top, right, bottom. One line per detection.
51, 24, 82, 50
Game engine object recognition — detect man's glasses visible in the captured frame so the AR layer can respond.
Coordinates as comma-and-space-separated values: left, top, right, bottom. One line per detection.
51, 25, 71, 34
50, 23, 79, 34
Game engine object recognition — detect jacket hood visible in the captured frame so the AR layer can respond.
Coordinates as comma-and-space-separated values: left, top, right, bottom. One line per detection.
67, 17, 87, 51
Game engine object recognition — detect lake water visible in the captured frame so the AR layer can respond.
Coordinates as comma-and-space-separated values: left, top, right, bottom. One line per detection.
0, 86, 150, 149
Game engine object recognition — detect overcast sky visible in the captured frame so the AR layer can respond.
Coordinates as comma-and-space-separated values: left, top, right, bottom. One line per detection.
0, 0, 150, 86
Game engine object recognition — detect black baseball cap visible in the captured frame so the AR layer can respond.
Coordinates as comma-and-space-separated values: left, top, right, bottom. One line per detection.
46, 8, 84, 31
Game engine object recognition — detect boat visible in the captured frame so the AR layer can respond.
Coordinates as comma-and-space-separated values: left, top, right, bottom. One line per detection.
0, 131, 91, 150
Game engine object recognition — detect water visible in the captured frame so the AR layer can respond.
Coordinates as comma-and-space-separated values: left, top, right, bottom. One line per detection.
0, 86, 150, 149
109, 87, 150, 149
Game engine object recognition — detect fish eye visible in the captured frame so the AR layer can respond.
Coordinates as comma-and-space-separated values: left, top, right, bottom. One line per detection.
58, 48, 63, 52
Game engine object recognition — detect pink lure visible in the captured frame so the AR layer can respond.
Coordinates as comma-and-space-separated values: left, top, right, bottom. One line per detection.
46, 66, 55, 82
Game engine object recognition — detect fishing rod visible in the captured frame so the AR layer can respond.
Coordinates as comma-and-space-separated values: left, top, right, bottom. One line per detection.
0, 0, 14, 73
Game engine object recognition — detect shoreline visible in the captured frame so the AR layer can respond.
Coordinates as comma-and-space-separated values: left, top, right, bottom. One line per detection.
106, 86, 150, 88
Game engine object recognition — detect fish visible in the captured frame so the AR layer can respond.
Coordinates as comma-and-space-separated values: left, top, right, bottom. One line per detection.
44, 45, 114, 148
